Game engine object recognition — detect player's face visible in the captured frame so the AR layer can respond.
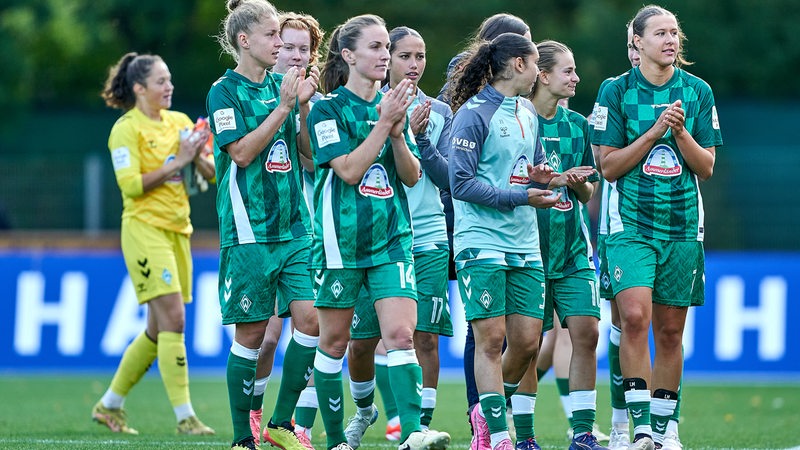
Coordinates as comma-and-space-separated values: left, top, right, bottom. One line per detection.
389, 35, 426, 88
515, 49, 540, 97
545, 51, 580, 99
274, 27, 312, 74
140, 61, 173, 111
244, 15, 283, 68
347, 25, 390, 82
636, 13, 679, 68
627, 27, 641, 67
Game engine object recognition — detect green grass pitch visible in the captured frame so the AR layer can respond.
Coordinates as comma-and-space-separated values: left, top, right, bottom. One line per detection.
0, 374, 798, 449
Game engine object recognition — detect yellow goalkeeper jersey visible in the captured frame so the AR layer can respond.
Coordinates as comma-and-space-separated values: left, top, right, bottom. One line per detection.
108, 107, 194, 235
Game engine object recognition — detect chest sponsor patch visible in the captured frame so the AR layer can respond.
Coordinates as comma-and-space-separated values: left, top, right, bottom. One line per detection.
509, 155, 531, 185
643, 144, 682, 177
593, 106, 608, 131
265, 139, 292, 173
359, 163, 394, 198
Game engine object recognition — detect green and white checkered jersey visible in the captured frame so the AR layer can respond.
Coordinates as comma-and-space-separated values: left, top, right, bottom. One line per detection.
535, 106, 599, 278
591, 66, 723, 241
308, 86, 420, 269
207, 69, 310, 247
403, 90, 450, 251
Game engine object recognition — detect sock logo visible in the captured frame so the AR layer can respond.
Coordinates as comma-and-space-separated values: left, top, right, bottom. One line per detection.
242, 378, 254, 396
654, 419, 668, 431
328, 396, 342, 412
304, 367, 313, 381
490, 406, 502, 418
630, 408, 643, 419
176, 356, 186, 367
612, 374, 624, 386
416, 383, 423, 396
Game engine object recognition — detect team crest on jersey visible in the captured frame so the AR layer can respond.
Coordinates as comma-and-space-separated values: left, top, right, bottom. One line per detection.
164, 155, 183, 183
509, 155, 532, 185
351, 313, 360, 329
161, 268, 172, 285
547, 151, 562, 171
643, 144, 682, 177
359, 164, 394, 198
265, 139, 292, 173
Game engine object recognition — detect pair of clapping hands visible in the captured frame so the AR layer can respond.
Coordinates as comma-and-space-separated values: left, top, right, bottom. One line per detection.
526, 164, 596, 208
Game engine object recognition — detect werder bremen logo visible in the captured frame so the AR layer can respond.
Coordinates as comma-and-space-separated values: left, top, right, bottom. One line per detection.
330, 280, 344, 298
480, 290, 493, 309
239, 294, 252, 313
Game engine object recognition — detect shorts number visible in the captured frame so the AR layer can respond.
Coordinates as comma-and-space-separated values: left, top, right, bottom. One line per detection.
396, 262, 416, 291
430, 296, 445, 324
588, 279, 600, 307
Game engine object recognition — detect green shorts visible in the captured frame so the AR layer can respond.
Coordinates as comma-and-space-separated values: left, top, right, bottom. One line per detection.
351, 249, 453, 339
606, 231, 705, 307
543, 268, 601, 332
218, 238, 314, 325
313, 260, 418, 309
121, 217, 191, 304
456, 263, 545, 321
596, 234, 613, 300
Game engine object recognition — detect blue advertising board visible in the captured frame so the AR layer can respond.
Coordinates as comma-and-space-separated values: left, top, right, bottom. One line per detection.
1, 250, 798, 377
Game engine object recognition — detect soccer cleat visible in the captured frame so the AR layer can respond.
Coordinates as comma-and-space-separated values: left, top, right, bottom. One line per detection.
568, 424, 610, 442
176, 415, 215, 435
345, 404, 379, 449
398, 429, 451, 450
493, 438, 513, 450
386, 423, 402, 441
92, 401, 139, 435
469, 406, 491, 450
659, 430, 683, 450
569, 432, 609, 450
263, 420, 307, 450
514, 437, 541, 450
330, 444, 354, 450
250, 409, 263, 444
628, 436, 655, 450
295, 428, 314, 450
232, 436, 259, 450
608, 423, 631, 450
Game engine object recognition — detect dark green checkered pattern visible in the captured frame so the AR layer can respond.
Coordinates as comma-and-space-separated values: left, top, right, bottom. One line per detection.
593, 67, 723, 241
208, 70, 310, 247
536, 107, 598, 278
308, 86, 417, 269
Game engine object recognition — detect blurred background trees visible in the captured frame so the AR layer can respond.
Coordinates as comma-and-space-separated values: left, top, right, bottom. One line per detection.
1, 0, 798, 249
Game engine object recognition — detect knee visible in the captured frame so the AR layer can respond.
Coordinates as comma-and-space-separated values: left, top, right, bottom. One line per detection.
414, 332, 437, 354
348, 339, 376, 361
383, 325, 415, 351
654, 324, 684, 350
292, 303, 320, 336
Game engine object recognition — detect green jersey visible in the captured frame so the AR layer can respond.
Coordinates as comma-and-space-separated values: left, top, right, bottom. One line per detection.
591, 66, 723, 241
308, 86, 419, 269
536, 106, 599, 278
206, 69, 310, 248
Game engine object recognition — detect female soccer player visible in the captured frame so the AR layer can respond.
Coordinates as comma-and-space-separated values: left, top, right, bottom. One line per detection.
449, 32, 590, 450
307, 13, 450, 450
207, 0, 320, 448
246, 11, 325, 449
529, 40, 605, 450
94, 52, 215, 436
343, 25, 454, 448
592, 5, 722, 450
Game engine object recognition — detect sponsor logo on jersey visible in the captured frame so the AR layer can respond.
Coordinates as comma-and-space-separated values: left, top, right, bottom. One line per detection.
594, 106, 608, 131
265, 139, 292, 173
314, 119, 340, 148
359, 164, 394, 198
111, 147, 131, 170
643, 144, 682, 177
509, 155, 532, 185
452, 137, 477, 152
712, 106, 720, 130
213, 108, 236, 132
164, 155, 183, 183
551, 186, 574, 212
